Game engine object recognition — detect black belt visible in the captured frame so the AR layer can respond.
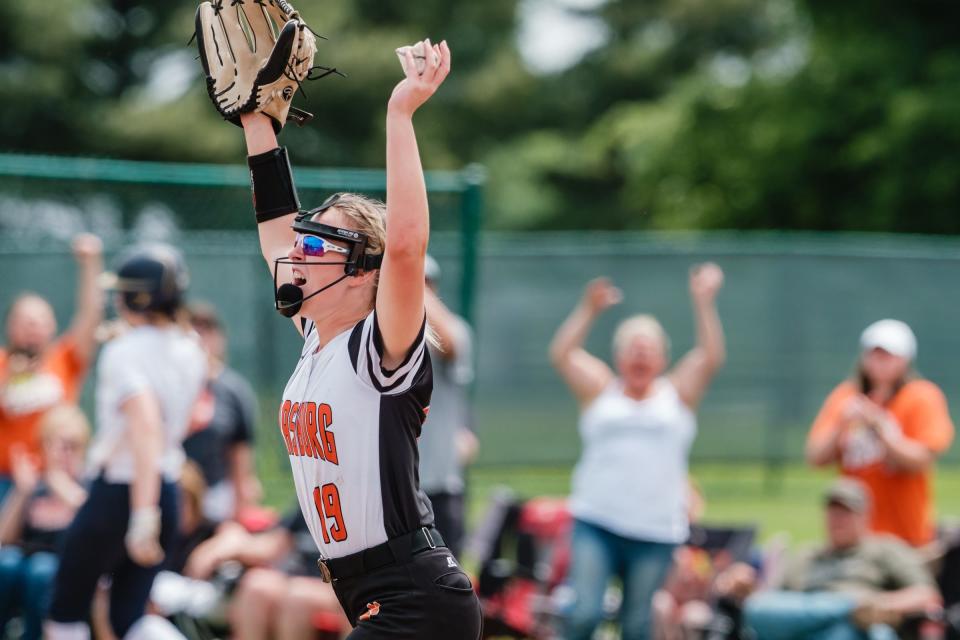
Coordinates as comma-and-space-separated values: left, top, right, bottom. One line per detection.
317, 527, 445, 583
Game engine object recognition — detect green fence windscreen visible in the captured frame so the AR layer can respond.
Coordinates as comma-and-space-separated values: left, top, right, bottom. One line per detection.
2, 155, 958, 490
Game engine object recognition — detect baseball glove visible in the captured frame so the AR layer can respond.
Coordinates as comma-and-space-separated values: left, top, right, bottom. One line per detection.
195, 0, 337, 132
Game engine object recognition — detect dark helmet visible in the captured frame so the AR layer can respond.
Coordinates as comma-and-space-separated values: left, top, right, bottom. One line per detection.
112, 244, 189, 315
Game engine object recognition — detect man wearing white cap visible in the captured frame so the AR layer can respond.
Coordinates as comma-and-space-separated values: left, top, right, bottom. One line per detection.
807, 319, 954, 546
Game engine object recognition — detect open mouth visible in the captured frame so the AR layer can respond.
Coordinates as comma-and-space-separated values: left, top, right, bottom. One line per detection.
292, 268, 307, 287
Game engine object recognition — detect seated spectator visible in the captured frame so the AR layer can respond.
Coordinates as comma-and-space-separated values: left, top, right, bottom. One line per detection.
145, 462, 226, 633
165, 461, 219, 576
806, 319, 955, 547
715, 478, 941, 640
185, 302, 261, 523
184, 507, 348, 640
0, 405, 90, 640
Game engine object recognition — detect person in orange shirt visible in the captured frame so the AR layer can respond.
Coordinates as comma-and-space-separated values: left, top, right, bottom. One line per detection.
0, 234, 104, 498
807, 319, 955, 546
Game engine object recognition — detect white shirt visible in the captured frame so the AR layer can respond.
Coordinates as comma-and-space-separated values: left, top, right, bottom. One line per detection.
88, 325, 207, 483
569, 378, 697, 543
280, 312, 433, 559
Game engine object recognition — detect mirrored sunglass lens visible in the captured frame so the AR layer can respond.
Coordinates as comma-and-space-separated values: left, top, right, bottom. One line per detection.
301, 235, 327, 256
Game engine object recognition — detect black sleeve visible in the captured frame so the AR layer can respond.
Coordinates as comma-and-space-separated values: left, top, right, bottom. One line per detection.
347, 311, 428, 396
224, 369, 257, 445
247, 147, 300, 223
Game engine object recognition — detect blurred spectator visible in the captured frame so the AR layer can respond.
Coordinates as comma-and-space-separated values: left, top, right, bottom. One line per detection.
0, 404, 90, 640
184, 507, 347, 640
549, 264, 726, 640
185, 302, 261, 522
716, 478, 941, 640
807, 319, 955, 546
0, 234, 103, 499
145, 462, 224, 633
166, 461, 218, 576
420, 255, 477, 557
653, 480, 717, 640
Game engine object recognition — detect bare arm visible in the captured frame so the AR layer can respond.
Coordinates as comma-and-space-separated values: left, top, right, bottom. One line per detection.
375, 40, 451, 370
806, 423, 847, 466
424, 286, 465, 361
44, 469, 88, 509
240, 112, 302, 332
549, 278, 619, 406
806, 390, 860, 467
873, 585, 941, 616
185, 522, 293, 579
873, 417, 936, 472
66, 233, 104, 364
123, 391, 165, 565
0, 488, 29, 545
0, 445, 38, 544
228, 443, 261, 517
125, 392, 163, 512
669, 263, 726, 409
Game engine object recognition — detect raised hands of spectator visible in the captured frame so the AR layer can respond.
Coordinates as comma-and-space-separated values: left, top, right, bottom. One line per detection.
582, 277, 623, 316
689, 262, 725, 307
72, 233, 103, 265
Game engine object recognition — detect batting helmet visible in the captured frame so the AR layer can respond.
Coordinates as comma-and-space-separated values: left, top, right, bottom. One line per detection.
112, 244, 189, 315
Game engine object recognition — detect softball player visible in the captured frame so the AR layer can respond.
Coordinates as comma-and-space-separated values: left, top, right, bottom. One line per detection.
45, 245, 206, 640
234, 39, 482, 638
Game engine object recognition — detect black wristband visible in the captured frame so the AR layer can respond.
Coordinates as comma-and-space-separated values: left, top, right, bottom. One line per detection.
248, 147, 300, 223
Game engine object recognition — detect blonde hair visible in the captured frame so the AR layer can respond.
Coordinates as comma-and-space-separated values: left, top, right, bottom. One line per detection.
317, 193, 441, 348
612, 314, 671, 358
179, 461, 208, 516
39, 405, 91, 445
321, 193, 386, 257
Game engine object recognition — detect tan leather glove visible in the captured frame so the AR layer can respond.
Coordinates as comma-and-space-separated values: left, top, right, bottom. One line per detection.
195, 0, 337, 132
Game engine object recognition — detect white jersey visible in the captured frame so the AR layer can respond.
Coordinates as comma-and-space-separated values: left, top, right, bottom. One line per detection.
88, 325, 207, 483
569, 378, 696, 544
280, 312, 433, 559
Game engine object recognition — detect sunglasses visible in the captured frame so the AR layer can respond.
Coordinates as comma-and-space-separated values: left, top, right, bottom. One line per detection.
294, 233, 351, 258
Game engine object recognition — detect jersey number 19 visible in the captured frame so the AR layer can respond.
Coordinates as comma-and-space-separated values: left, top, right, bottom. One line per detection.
312, 483, 347, 543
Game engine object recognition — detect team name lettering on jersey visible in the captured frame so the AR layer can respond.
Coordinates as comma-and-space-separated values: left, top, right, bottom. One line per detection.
278, 399, 340, 464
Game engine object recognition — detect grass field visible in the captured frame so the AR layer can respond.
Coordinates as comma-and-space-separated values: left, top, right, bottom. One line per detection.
467, 462, 960, 544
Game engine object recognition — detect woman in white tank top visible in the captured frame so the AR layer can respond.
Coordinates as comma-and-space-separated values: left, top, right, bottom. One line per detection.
549, 264, 726, 640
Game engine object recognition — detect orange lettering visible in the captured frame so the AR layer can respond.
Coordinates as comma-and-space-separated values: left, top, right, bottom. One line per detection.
318, 403, 339, 465
305, 402, 325, 461
297, 403, 313, 458
289, 402, 301, 455
279, 400, 294, 454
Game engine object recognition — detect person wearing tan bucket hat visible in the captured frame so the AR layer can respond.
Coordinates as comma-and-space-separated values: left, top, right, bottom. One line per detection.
806, 319, 955, 547
712, 478, 941, 640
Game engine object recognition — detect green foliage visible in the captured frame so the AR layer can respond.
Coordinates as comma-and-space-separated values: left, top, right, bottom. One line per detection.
1, 0, 959, 232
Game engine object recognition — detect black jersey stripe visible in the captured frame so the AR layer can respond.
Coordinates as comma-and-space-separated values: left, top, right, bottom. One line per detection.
377, 355, 435, 538
368, 312, 427, 376
364, 345, 426, 394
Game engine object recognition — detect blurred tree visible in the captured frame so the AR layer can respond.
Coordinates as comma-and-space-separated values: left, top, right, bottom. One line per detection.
490, 0, 960, 232
2, 0, 960, 233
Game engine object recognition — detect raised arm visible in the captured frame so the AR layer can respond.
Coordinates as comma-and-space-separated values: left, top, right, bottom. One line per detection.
424, 285, 467, 361
376, 40, 451, 370
66, 233, 104, 364
240, 112, 297, 271
549, 278, 620, 406
668, 263, 726, 409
